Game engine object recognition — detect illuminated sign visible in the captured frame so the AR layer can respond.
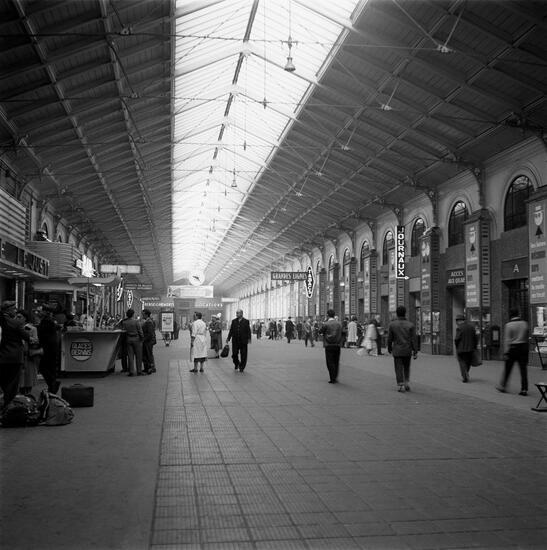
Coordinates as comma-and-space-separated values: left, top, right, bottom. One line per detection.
76, 255, 95, 277
396, 225, 406, 278
100, 264, 141, 274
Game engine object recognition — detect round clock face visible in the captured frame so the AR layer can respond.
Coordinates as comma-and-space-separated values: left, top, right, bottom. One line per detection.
189, 270, 205, 286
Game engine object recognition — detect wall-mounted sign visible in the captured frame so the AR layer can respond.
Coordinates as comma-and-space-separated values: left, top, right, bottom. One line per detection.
0, 238, 49, 277
447, 269, 465, 286
529, 199, 547, 304
271, 271, 308, 281
100, 264, 141, 274
124, 283, 153, 290
167, 285, 214, 298
396, 225, 406, 278
465, 222, 480, 308
126, 290, 133, 308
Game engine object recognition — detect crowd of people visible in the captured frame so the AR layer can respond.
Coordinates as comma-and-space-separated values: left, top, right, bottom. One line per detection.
251, 316, 385, 353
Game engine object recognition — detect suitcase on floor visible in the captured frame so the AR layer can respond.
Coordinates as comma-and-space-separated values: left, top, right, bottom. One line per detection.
61, 384, 94, 407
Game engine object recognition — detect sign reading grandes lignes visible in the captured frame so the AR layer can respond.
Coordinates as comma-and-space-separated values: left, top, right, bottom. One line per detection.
271, 271, 308, 281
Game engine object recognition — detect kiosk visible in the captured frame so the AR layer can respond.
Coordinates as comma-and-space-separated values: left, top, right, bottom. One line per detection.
60, 275, 122, 373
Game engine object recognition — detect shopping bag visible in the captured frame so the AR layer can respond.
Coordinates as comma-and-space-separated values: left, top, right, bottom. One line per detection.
220, 344, 230, 358
471, 349, 482, 366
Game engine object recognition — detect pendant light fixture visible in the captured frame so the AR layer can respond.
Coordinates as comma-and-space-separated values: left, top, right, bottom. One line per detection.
284, 0, 296, 72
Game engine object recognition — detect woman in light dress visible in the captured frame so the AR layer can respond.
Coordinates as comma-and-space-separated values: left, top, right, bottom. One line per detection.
190, 311, 208, 373
363, 319, 378, 355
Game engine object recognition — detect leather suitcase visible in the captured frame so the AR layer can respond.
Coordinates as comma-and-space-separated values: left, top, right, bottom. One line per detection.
61, 384, 94, 407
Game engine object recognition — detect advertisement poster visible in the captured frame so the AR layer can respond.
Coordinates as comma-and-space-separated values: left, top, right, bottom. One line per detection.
529, 199, 547, 305
388, 249, 396, 313
363, 257, 370, 314
465, 222, 480, 308
161, 312, 174, 332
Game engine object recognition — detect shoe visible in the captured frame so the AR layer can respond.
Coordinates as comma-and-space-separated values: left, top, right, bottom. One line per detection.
239, 367, 245, 372
404, 384, 410, 391
127, 373, 134, 377
328, 380, 337, 384
199, 368, 204, 373
189, 369, 197, 373
398, 385, 406, 392
519, 390, 527, 396
137, 372, 145, 376
462, 378, 468, 383
215, 355, 220, 358
496, 385, 506, 393
234, 365, 239, 370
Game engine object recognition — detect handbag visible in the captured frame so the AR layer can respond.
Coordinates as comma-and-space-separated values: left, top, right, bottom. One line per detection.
220, 344, 230, 358
471, 349, 482, 366
28, 346, 44, 357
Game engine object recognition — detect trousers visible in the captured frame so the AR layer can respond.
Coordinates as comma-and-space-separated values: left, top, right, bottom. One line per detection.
324, 346, 340, 382
393, 356, 411, 385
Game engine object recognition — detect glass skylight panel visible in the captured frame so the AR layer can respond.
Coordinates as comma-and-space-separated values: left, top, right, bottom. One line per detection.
173, 0, 362, 281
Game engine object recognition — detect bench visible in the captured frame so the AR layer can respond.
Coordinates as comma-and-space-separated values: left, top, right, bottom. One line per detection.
531, 382, 547, 412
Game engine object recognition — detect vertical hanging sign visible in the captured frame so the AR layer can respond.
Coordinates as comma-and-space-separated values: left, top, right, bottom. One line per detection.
465, 222, 480, 308
396, 225, 406, 278
305, 265, 314, 299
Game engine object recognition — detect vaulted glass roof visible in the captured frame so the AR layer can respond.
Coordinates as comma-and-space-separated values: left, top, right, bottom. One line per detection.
173, 0, 362, 283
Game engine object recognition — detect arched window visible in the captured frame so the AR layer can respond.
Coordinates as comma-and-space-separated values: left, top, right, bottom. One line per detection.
411, 218, 426, 257
448, 201, 468, 246
360, 240, 369, 271
504, 175, 533, 231
342, 248, 350, 278
382, 231, 394, 265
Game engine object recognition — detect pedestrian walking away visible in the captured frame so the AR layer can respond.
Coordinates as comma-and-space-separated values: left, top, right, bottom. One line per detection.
285, 316, 295, 343
454, 313, 478, 382
497, 308, 529, 395
303, 317, 315, 347
190, 312, 208, 373
387, 305, 418, 392
226, 309, 252, 372
319, 309, 342, 383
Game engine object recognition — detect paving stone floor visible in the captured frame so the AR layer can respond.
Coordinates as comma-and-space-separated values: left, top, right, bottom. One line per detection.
2, 333, 547, 549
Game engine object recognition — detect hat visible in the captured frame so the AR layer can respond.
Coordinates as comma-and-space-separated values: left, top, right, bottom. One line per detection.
1, 300, 16, 310
455, 314, 465, 321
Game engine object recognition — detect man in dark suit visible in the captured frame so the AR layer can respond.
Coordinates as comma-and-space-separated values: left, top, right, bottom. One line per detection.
226, 309, 252, 372
454, 313, 478, 383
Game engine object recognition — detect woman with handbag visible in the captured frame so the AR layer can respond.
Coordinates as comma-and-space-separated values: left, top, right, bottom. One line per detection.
17, 310, 41, 395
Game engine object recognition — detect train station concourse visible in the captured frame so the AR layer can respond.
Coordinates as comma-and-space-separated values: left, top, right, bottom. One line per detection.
1, 1, 547, 548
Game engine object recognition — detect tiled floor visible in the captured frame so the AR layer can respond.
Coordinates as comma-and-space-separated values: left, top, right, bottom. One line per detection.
2, 334, 547, 549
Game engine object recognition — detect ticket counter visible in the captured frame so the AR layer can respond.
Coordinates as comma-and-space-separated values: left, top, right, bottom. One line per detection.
61, 329, 122, 373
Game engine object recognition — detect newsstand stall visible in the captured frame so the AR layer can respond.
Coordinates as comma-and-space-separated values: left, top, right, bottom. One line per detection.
61, 276, 122, 373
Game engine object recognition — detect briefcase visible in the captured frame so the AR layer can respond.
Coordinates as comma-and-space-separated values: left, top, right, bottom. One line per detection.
61, 384, 94, 407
